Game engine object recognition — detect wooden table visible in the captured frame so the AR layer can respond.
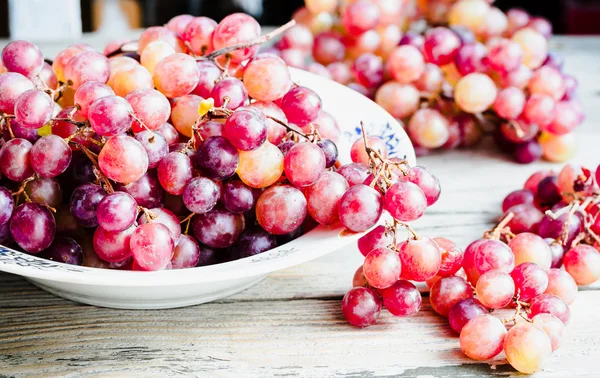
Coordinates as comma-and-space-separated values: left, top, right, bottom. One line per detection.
2, 36, 600, 377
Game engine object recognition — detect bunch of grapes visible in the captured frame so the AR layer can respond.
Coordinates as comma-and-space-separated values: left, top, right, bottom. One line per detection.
346, 162, 600, 373
274, 0, 583, 163
0, 14, 435, 272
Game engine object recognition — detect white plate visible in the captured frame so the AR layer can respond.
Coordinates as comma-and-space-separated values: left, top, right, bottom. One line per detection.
0, 68, 416, 309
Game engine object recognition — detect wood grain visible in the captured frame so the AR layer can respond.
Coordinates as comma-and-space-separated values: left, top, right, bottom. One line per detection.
1, 35, 600, 377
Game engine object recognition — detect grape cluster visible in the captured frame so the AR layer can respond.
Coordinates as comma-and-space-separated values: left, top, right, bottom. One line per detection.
346, 162, 600, 374
0, 14, 434, 272
275, 0, 583, 163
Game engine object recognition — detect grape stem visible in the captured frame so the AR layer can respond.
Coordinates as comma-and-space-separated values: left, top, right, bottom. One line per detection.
71, 142, 114, 194
138, 206, 158, 223
1, 118, 15, 139
266, 115, 310, 139
484, 212, 515, 240
180, 213, 195, 235
11, 175, 36, 205
199, 20, 296, 61
399, 221, 421, 240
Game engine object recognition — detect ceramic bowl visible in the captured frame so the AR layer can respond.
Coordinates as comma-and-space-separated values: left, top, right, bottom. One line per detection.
0, 67, 415, 309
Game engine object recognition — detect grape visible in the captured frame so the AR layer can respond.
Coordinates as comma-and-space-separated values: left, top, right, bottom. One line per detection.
352, 52, 383, 88
537, 211, 581, 247
511, 262, 549, 301
503, 323, 552, 374
157, 152, 193, 195
382, 280, 422, 317
153, 53, 200, 98
25, 177, 62, 208
524, 170, 554, 194
70, 183, 107, 228
247, 102, 288, 146
279, 86, 322, 126
527, 17, 553, 38
347, 82, 371, 97
494, 87, 525, 120
212, 13, 261, 63
313, 32, 346, 65
544, 101, 583, 136
384, 182, 427, 222
0, 73, 34, 113
134, 130, 169, 169
397, 237, 442, 282
529, 294, 570, 324
140, 39, 176, 76
455, 73, 498, 114
125, 89, 171, 133
468, 239, 515, 284
0, 187, 13, 226
279, 48, 306, 68
166, 14, 194, 36
539, 131, 576, 162
14, 89, 53, 131
116, 172, 164, 209
98, 135, 149, 184
170, 234, 200, 269
448, 298, 488, 334
430, 275, 473, 317
557, 163, 594, 199
0, 222, 12, 245
502, 189, 534, 212
514, 138, 545, 163
362, 247, 400, 289
341, 287, 381, 327
536, 176, 561, 207
256, 185, 306, 235
375, 82, 420, 119
475, 270, 515, 309
454, 42, 488, 76
73, 81, 115, 119
138, 26, 185, 54
487, 39, 523, 73
386, 45, 425, 84
434, 237, 464, 277
181, 17, 217, 56
448, 0, 490, 31
509, 233, 553, 269
30, 135, 71, 179
314, 139, 337, 169
350, 135, 388, 165
545, 268, 577, 304
191, 206, 245, 248
170, 94, 202, 138
2, 40, 43, 78
211, 77, 248, 110
277, 24, 314, 52
352, 265, 368, 287
398, 31, 424, 51
404, 166, 441, 206
194, 136, 239, 180
36, 62, 58, 90
93, 226, 135, 263
459, 315, 506, 360
305, 171, 349, 225
327, 62, 352, 85
507, 8, 531, 34
238, 228, 278, 258
64, 51, 110, 90
10, 203, 55, 253
563, 244, 600, 286
96, 192, 137, 232
284, 142, 326, 187
40, 237, 83, 266
110, 65, 154, 97
137, 207, 181, 244
183, 177, 221, 214
53, 46, 89, 82
221, 180, 255, 214
408, 108, 450, 149
338, 184, 382, 233
524, 94, 556, 127
244, 54, 291, 102
357, 225, 393, 257
0, 138, 34, 181
88, 95, 133, 137
532, 313, 565, 351
506, 203, 543, 234
546, 240, 565, 269
237, 141, 284, 188
130, 223, 174, 271
223, 107, 267, 151
157, 123, 180, 146
512, 28, 548, 69
423, 27, 461, 66
414, 63, 443, 94
337, 163, 370, 187
529, 66, 565, 101
341, 0, 380, 36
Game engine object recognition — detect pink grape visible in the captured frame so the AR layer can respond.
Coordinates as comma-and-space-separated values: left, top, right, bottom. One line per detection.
494, 87, 526, 120
545, 268, 577, 304
363, 247, 401, 289
279, 48, 306, 68
158, 123, 179, 146
341, 287, 382, 327
192, 61, 221, 98
248, 101, 288, 145
284, 142, 326, 187
96, 192, 138, 232
153, 53, 200, 98
384, 182, 427, 222
459, 315, 506, 360
527, 17, 553, 38
414, 63, 443, 94
502, 189, 534, 212
532, 313, 565, 351
0, 187, 14, 226
313, 32, 346, 65
386, 45, 425, 84
547, 240, 565, 269
423, 27, 461, 66
279, 86, 322, 126
464, 239, 514, 285
10, 203, 55, 253
244, 54, 291, 102
0, 138, 34, 181
543, 101, 582, 135
110, 65, 153, 97
135, 130, 169, 169
537, 211, 581, 246
351, 53, 384, 88
237, 141, 284, 188
357, 225, 393, 257
476, 270, 515, 309
223, 107, 267, 151
305, 171, 349, 225
397, 237, 442, 282
524, 94, 556, 127
430, 276, 473, 317
130, 223, 174, 271
93, 226, 135, 263
529, 66, 566, 100
37, 62, 58, 90
509, 232, 552, 269
337, 163, 370, 187
212, 13, 261, 63
158, 152, 193, 195
327, 62, 352, 85
183, 177, 221, 214
375, 82, 420, 119
73, 81, 115, 118
14, 90, 53, 129
529, 294, 570, 324
434, 237, 464, 277
382, 280, 422, 317
506, 203, 543, 234
352, 265, 368, 287
256, 185, 306, 235
448, 298, 488, 334
171, 234, 201, 269
166, 14, 194, 36
52, 46, 87, 82
2, 40, 43, 78
563, 244, 600, 285
30, 135, 72, 178
181, 17, 217, 56
404, 166, 441, 206
454, 73, 498, 114
191, 206, 245, 248
350, 135, 388, 165
125, 89, 171, 132
211, 77, 248, 110
88, 95, 133, 137
99, 135, 148, 184
487, 39, 523, 72
338, 184, 382, 233
511, 262, 549, 301
64, 51, 110, 90
137, 207, 181, 244
0, 72, 34, 113
138, 26, 185, 54
25, 178, 62, 208
342, 0, 380, 36
195, 136, 239, 180
277, 24, 314, 51
503, 323, 552, 374
116, 172, 164, 209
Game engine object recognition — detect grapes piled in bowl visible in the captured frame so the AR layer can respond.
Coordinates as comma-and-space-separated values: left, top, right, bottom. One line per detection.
277, 0, 583, 163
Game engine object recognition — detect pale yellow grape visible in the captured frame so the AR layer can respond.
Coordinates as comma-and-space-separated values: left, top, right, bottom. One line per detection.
512, 28, 548, 69
305, 0, 338, 14
375, 82, 420, 119
480, 7, 508, 38
455, 73, 498, 113
141, 40, 176, 75
110, 65, 153, 97
539, 131, 576, 162
293, 8, 334, 35
171, 94, 202, 137
107, 57, 139, 88
449, 0, 490, 31
237, 142, 284, 188
408, 108, 450, 149
504, 323, 552, 374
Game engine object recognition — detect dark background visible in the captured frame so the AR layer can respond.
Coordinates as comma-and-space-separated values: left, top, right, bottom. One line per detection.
0, 0, 598, 37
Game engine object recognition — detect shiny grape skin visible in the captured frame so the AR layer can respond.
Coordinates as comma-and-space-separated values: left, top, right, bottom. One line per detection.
341, 287, 382, 328
40, 237, 83, 266
511, 262, 549, 302
191, 206, 245, 248
529, 294, 570, 324
96, 192, 138, 232
93, 226, 135, 263
430, 276, 473, 317
448, 298, 488, 334
382, 280, 422, 317
237, 228, 278, 258
221, 180, 255, 214
0, 138, 34, 181
70, 183, 107, 228
256, 185, 307, 235
182, 177, 221, 214
130, 223, 174, 271
337, 184, 382, 233
10, 203, 56, 253
115, 171, 164, 209
0, 186, 15, 226
305, 171, 349, 225
171, 234, 201, 269
30, 135, 72, 178
194, 136, 239, 180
